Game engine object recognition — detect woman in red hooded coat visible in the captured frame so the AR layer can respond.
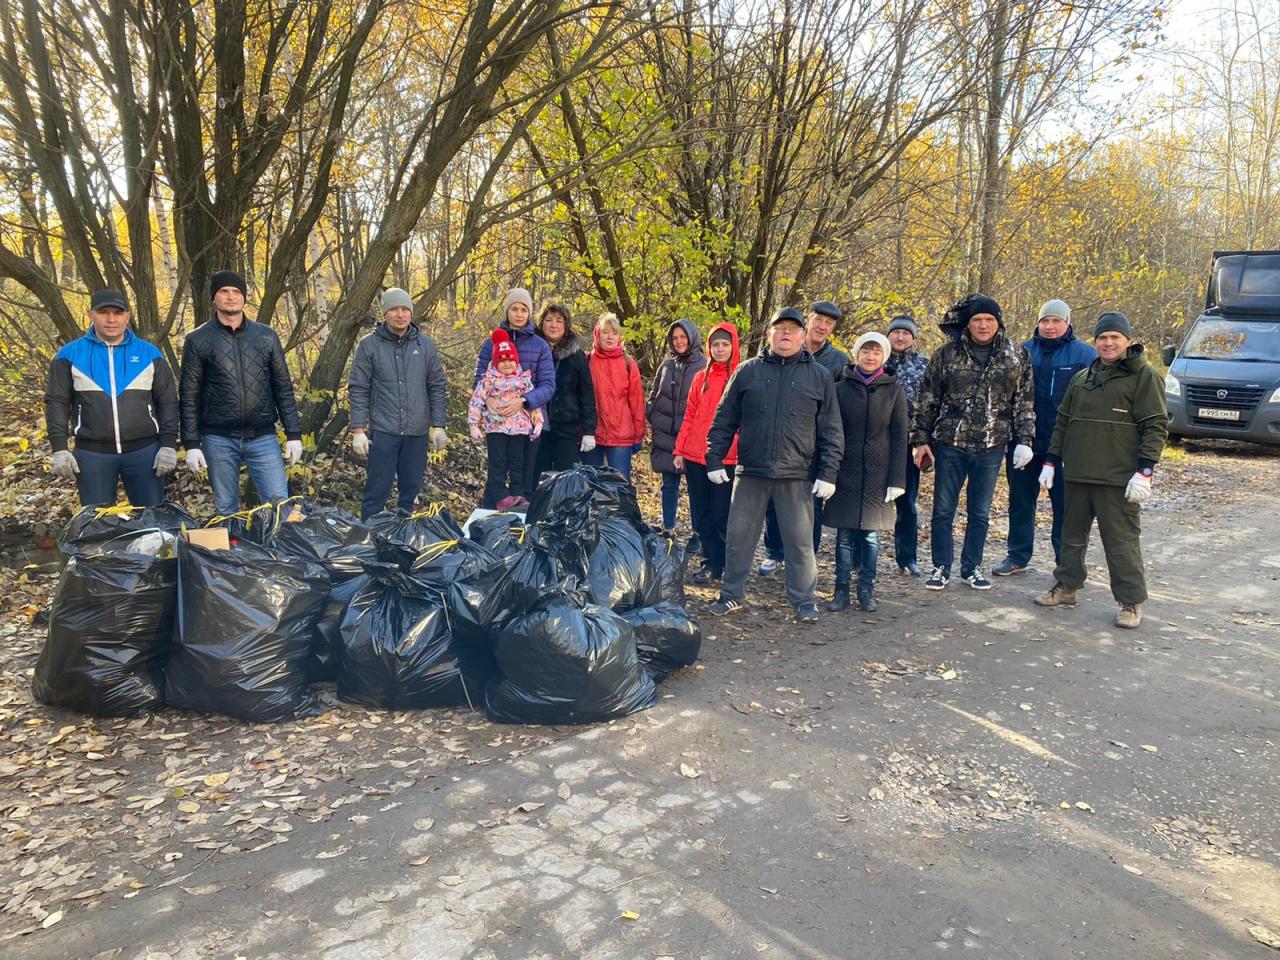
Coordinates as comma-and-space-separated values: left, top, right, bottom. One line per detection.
585, 312, 645, 480
673, 321, 740, 583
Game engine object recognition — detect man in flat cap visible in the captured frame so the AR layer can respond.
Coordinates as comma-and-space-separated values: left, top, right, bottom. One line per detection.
45, 289, 179, 506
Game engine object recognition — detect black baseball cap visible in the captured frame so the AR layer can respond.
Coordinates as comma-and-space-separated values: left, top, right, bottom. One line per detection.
89, 289, 130, 312
769, 307, 806, 328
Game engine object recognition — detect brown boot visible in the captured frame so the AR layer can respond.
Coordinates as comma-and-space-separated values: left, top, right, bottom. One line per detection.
1115, 603, 1142, 629
1035, 582, 1077, 607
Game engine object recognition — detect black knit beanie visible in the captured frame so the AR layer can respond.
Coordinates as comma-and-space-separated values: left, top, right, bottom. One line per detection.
209, 270, 247, 300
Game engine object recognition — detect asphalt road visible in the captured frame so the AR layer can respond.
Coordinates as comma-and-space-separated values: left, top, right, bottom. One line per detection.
22, 442, 1280, 960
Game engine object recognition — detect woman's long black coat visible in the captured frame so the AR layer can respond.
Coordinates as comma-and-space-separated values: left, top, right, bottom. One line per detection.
822, 367, 908, 531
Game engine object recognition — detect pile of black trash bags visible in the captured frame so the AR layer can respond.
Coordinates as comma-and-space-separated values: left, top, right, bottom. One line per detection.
32, 466, 701, 726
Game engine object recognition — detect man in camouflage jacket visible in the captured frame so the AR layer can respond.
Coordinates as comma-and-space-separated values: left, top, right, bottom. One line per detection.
911, 295, 1035, 590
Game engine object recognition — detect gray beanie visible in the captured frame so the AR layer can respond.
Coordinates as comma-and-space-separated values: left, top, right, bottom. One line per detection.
502, 288, 534, 317
1038, 299, 1071, 322
886, 315, 917, 337
1093, 311, 1132, 339
380, 287, 414, 315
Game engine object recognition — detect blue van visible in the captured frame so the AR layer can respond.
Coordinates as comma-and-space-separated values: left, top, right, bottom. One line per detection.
1163, 250, 1280, 445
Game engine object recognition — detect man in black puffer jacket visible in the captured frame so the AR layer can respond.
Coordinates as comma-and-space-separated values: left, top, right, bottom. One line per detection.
180, 270, 304, 515
705, 308, 843, 623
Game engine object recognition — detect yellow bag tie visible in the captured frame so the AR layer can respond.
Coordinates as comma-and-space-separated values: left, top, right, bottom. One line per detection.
94, 503, 142, 519
414, 538, 460, 564
409, 502, 446, 520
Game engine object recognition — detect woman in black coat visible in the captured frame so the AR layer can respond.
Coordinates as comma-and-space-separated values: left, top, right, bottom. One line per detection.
823, 332, 908, 611
647, 319, 706, 536
534, 301, 598, 478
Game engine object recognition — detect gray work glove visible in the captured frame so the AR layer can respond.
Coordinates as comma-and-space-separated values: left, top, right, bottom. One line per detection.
51, 449, 79, 480
153, 446, 178, 477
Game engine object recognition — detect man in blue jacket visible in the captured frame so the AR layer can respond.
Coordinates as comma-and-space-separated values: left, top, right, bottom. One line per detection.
349, 288, 449, 519
45, 289, 179, 506
993, 299, 1096, 575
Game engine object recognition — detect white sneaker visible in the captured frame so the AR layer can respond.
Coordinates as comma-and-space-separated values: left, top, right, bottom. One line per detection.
758, 558, 783, 576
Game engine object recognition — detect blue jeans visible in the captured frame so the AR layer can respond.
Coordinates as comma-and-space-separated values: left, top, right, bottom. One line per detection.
1004, 451, 1064, 566
202, 433, 289, 516
893, 459, 921, 567
73, 443, 163, 507
835, 529, 879, 592
930, 442, 1003, 576
582, 444, 634, 480
362, 432, 429, 519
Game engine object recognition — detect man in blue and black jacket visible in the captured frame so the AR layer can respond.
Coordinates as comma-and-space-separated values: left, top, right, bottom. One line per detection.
44, 289, 179, 506
993, 299, 1096, 576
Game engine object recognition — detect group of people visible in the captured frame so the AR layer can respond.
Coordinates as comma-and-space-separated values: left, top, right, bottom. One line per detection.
44, 278, 1167, 630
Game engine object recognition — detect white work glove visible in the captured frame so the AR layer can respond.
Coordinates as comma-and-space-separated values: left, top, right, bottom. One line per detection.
429, 427, 448, 452
1124, 472, 1152, 504
580, 434, 596, 453
351, 431, 370, 458
885, 486, 905, 503
185, 449, 207, 475
811, 479, 836, 501
1038, 463, 1055, 490
1011, 444, 1033, 469
284, 440, 303, 465
51, 449, 79, 479
708, 468, 729, 484
153, 446, 178, 477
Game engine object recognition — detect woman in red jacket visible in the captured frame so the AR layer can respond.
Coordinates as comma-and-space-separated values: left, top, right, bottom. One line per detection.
673, 321, 740, 583
585, 312, 645, 480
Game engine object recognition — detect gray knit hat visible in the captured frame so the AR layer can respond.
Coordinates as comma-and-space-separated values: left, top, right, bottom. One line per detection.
502, 288, 534, 317
1038, 299, 1071, 322
886, 315, 917, 337
380, 287, 413, 315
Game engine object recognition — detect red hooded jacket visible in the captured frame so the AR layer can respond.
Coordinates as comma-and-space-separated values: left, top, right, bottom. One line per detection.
588, 330, 646, 446
674, 321, 740, 466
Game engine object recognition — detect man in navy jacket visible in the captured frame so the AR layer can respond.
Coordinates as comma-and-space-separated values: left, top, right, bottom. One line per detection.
45, 289, 179, 507
994, 299, 1097, 575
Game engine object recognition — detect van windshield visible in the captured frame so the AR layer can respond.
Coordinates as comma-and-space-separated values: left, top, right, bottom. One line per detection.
1181, 317, 1280, 362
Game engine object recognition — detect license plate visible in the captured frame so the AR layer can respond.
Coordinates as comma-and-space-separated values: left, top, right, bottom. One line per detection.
1198, 407, 1240, 421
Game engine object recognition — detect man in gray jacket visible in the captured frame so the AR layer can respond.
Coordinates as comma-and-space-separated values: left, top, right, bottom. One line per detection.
349, 288, 448, 519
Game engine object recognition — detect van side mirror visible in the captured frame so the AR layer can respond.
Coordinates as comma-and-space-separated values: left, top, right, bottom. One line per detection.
1161, 345, 1176, 366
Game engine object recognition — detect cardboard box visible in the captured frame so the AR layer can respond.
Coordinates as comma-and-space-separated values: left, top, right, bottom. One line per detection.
182, 528, 230, 550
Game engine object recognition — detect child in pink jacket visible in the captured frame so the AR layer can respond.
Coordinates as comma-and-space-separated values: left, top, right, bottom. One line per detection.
469, 329, 544, 509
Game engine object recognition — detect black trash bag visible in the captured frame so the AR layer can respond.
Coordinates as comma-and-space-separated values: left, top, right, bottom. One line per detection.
253, 499, 377, 574
484, 590, 656, 725
59, 501, 196, 555
165, 540, 328, 722
467, 512, 525, 557
33, 536, 177, 716
585, 516, 651, 612
367, 507, 467, 568
643, 532, 687, 607
308, 567, 375, 682
446, 521, 590, 644
621, 602, 702, 683
524, 464, 644, 531
408, 537, 499, 593
337, 565, 492, 709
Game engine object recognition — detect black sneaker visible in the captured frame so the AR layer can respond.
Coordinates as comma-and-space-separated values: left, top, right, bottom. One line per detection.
992, 558, 1026, 577
962, 569, 993, 590
924, 567, 950, 590
690, 566, 720, 585
795, 602, 820, 623
686, 534, 701, 555
708, 596, 743, 616
899, 562, 922, 577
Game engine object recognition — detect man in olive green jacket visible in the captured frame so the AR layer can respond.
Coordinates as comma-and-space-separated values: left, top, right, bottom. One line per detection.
1034, 311, 1167, 628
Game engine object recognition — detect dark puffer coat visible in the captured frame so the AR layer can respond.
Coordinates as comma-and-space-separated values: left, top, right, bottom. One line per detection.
647, 320, 706, 473
706, 347, 843, 481
543, 330, 597, 439
179, 317, 302, 449
822, 366, 908, 531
